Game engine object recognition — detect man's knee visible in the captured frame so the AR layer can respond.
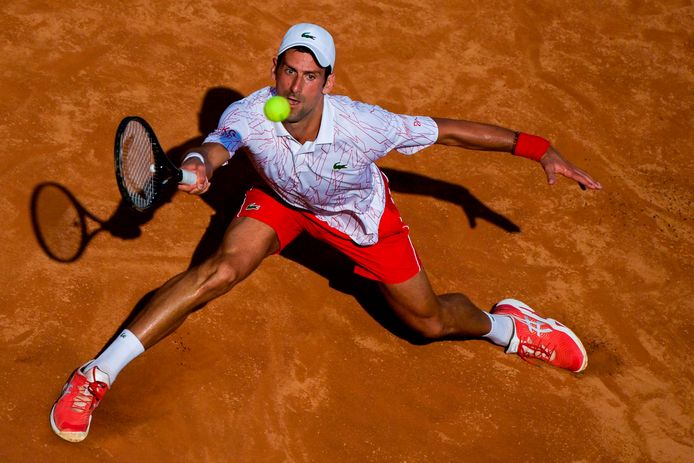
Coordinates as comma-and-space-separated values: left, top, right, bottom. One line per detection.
390, 300, 447, 339
409, 315, 446, 339
380, 271, 449, 338
198, 255, 244, 297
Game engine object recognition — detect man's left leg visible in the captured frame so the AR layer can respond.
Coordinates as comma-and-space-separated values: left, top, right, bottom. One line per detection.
379, 270, 588, 372
377, 269, 506, 340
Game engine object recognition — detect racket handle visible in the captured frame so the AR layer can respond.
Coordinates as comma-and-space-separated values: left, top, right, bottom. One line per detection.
180, 169, 197, 185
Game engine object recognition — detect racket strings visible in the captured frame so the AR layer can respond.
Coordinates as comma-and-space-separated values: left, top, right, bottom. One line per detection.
121, 121, 157, 209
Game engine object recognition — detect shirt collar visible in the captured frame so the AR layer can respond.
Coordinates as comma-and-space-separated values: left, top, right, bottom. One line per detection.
274, 95, 334, 146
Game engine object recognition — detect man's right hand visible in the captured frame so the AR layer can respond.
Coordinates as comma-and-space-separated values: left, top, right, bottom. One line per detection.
178, 157, 210, 195
177, 143, 231, 195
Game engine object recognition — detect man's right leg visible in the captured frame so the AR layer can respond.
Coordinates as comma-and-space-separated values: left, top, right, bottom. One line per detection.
50, 216, 280, 442
127, 216, 280, 348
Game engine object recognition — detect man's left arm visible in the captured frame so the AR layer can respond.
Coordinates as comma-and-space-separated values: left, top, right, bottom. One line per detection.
433, 118, 602, 190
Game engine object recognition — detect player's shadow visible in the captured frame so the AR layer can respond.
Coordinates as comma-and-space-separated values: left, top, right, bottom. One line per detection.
166, 88, 261, 267
45, 85, 520, 350
282, 236, 425, 342
381, 168, 520, 233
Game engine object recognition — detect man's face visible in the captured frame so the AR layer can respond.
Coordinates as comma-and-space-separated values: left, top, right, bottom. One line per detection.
272, 49, 334, 123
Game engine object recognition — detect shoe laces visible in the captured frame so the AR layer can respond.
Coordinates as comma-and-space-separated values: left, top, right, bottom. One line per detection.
517, 338, 556, 366
70, 371, 108, 413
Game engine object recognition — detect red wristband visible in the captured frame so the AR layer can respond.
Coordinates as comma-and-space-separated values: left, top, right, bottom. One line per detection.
513, 133, 550, 161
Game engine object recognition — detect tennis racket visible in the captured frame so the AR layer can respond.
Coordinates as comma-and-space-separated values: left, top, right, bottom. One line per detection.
114, 116, 197, 211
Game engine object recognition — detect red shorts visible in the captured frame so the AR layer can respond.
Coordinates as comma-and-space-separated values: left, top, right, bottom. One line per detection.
236, 185, 422, 284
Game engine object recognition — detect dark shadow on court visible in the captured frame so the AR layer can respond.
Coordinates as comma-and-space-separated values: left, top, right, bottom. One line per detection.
280, 235, 429, 344
381, 168, 520, 233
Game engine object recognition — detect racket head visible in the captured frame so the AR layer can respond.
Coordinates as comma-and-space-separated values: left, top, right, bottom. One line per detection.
114, 116, 180, 211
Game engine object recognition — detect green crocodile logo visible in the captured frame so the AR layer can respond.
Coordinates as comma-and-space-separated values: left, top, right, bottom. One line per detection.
333, 162, 347, 170
301, 32, 316, 40
245, 203, 261, 211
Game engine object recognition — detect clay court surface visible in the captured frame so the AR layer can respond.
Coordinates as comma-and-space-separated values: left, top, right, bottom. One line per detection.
1, 1, 692, 461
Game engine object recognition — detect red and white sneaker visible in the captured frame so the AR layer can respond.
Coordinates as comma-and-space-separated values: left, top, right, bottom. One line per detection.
50, 362, 111, 442
491, 299, 588, 373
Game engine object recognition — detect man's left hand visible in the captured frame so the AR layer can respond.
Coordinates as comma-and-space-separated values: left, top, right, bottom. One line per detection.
540, 147, 602, 190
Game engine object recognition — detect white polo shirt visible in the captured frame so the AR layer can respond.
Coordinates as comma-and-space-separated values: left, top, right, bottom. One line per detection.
204, 86, 438, 245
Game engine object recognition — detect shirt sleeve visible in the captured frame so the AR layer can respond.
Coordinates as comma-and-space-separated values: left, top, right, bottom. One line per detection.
203, 103, 247, 159
387, 113, 439, 155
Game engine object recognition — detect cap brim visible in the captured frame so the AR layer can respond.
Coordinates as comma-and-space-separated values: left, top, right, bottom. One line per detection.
278, 41, 331, 68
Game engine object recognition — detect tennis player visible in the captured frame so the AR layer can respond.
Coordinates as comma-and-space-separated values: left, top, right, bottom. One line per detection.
51, 23, 602, 442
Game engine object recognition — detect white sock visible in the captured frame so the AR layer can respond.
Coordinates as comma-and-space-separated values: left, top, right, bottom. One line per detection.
86, 329, 145, 384
482, 312, 514, 347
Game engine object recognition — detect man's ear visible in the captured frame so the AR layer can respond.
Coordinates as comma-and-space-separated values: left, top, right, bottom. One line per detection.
322, 73, 335, 94
271, 57, 278, 79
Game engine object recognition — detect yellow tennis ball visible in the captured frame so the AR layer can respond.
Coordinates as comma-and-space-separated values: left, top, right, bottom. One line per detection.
263, 96, 291, 122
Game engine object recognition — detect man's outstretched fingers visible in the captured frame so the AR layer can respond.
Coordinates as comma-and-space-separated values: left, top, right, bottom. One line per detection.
568, 166, 602, 190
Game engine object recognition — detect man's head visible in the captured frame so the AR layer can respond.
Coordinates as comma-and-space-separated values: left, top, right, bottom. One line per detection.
272, 23, 336, 124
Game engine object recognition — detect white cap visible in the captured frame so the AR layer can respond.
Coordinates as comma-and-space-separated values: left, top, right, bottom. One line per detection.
278, 23, 335, 70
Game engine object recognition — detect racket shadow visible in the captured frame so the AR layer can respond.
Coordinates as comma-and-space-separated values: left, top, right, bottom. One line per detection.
30, 182, 98, 263
30, 182, 155, 263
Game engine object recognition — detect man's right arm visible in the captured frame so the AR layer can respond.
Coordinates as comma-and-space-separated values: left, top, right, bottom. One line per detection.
177, 142, 231, 195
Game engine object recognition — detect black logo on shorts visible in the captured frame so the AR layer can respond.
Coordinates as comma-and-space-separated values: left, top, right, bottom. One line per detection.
246, 203, 261, 211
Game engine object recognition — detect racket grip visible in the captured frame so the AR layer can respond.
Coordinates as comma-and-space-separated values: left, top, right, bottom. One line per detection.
180, 169, 197, 185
